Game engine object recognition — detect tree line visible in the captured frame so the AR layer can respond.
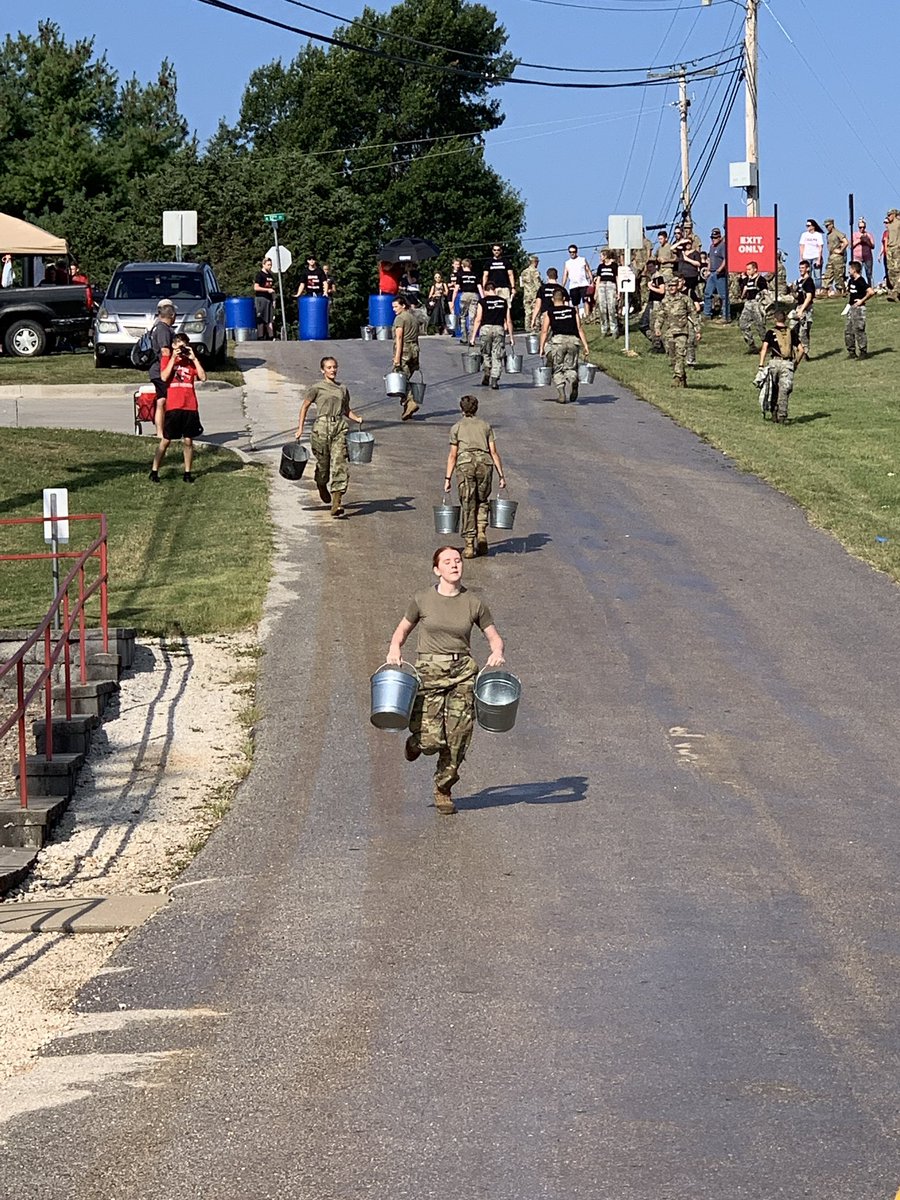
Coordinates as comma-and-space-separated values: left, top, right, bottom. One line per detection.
0, 5, 525, 335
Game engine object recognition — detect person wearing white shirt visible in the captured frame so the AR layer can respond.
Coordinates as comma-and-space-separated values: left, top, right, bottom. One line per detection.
799, 219, 825, 290
561, 244, 593, 315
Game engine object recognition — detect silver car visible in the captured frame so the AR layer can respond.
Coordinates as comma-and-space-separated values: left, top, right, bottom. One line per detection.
94, 261, 227, 366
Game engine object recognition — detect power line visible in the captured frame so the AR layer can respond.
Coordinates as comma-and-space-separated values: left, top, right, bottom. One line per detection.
519, 0, 701, 11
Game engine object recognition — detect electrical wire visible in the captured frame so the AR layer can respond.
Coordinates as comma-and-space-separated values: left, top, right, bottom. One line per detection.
518, 0, 701, 12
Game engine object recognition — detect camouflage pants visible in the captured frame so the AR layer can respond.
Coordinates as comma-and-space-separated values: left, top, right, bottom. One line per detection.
844, 306, 868, 354
769, 360, 794, 419
547, 334, 580, 387
887, 248, 900, 299
460, 292, 480, 338
310, 416, 349, 493
479, 325, 505, 382
523, 287, 539, 329
739, 299, 765, 348
664, 332, 688, 381
409, 655, 478, 790
822, 253, 846, 293
792, 309, 813, 353
456, 455, 493, 540
397, 345, 419, 381
597, 281, 618, 335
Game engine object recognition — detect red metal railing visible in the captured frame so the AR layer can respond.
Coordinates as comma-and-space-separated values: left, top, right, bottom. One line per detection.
0, 514, 109, 808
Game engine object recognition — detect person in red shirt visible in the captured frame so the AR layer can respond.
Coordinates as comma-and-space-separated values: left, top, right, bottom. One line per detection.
149, 334, 206, 483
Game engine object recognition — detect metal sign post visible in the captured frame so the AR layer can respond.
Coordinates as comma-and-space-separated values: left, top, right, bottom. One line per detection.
163, 211, 198, 263
265, 214, 289, 341
609, 215, 644, 355
618, 267, 636, 351
43, 488, 69, 631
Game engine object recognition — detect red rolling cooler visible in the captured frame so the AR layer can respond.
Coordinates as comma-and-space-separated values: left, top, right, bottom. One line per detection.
133, 385, 158, 434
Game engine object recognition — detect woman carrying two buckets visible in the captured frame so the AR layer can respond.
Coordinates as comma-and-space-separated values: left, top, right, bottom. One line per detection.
295, 355, 364, 518
445, 394, 506, 559
385, 546, 507, 815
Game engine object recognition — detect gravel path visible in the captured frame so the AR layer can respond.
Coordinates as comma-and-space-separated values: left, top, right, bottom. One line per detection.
0, 632, 256, 1081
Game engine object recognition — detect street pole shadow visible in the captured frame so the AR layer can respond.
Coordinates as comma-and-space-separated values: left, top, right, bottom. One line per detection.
457, 774, 588, 810
344, 495, 416, 515
488, 532, 552, 555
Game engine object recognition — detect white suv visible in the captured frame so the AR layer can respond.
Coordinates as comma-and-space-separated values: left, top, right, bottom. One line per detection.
94, 261, 227, 367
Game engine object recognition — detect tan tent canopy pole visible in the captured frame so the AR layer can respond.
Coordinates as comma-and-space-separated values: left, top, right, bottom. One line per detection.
0, 213, 68, 255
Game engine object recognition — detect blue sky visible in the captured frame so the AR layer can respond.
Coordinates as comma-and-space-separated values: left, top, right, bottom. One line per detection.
7, 0, 898, 269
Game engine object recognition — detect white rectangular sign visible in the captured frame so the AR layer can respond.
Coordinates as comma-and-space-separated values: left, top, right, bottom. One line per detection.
163, 210, 198, 246
617, 268, 636, 293
43, 488, 69, 544
607, 214, 644, 252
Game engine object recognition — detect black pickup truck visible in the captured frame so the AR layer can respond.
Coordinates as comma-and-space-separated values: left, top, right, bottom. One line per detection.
0, 281, 94, 357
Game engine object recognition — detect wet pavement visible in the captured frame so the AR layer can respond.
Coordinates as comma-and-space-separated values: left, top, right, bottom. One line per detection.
1, 336, 898, 1197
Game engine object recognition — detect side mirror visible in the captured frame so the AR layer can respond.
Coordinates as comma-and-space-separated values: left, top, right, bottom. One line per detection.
210, 291, 226, 304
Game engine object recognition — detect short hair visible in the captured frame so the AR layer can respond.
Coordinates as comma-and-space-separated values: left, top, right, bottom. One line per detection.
461, 257, 472, 268
849, 259, 862, 271
483, 279, 495, 291
552, 287, 567, 301
319, 355, 337, 369
173, 332, 190, 345
432, 545, 462, 568
799, 259, 811, 268
460, 394, 479, 416
393, 295, 409, 308
568, 245, 578, 252
746, 261, 758, 270
546, 268, 559, 280
529, 255, 539, 263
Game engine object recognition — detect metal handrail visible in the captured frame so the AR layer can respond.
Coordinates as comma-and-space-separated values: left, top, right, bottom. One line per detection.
0, 514, 109, 808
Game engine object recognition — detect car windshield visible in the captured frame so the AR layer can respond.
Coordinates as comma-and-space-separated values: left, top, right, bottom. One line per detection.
108, 272, 205, 302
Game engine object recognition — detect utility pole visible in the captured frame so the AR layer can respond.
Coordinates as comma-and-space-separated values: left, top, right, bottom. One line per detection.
648, 63, 718, 226
745, 0, 760, 215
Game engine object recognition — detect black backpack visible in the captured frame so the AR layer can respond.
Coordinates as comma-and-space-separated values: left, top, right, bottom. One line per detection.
130, 328, 155, 369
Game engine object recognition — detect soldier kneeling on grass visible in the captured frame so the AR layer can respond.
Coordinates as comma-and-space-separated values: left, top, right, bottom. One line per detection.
756, 306, 806, 424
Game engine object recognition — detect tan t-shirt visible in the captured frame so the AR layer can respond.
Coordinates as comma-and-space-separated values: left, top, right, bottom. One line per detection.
450, 416, 494, 455
393, 310, 419, 348
304, 379, 350, 419
404, 586, 493, 655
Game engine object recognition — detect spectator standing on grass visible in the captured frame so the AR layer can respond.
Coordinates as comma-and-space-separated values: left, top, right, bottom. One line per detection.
703, 227, 727, 319
675, 233, 703, 302
791, 259, 816, 356
799, 219, 825, 290
844, 261, 874, 360
655, 230, 677, 280
148, 299, 177, 439
149, 334, 205, 484
851, 220, 876, 288
639, 266, 666, 350
822, 219, 849, 296
254, 256, 276, 340
595, 250, 619, 338
884, 208, 900, 301
738, 262, 768, 354
561, 244, 593, 317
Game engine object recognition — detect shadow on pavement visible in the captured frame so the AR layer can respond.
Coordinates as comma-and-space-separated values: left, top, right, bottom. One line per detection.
576, 393, 617, 406
345, 495, 416, 515
488, 533, 552, 556
458, 774, 588, 810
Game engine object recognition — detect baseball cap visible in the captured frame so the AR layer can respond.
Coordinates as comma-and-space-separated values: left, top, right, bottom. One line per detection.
711, 227, 722, 236
156, 298, 176, 313
824, 217, 835, 224
888, 208, 899, 216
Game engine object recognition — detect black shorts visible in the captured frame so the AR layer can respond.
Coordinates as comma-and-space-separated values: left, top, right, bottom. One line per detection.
568, 286, 587, 307
152, 378, 167, 400
163, 409, 203, 440
255, 296, 273, 323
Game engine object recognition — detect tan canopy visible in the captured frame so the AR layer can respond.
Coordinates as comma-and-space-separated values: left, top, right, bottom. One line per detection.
0, 213, 68, 255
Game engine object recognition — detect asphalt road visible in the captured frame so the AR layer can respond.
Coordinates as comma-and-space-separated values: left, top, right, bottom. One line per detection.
1, 336, 898, 1198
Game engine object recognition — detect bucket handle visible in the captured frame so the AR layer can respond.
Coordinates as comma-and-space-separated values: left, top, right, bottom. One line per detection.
373, 659, 421, 685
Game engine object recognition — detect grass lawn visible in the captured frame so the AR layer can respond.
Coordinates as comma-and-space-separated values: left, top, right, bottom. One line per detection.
0, 428, 271, 635
586, 298, 900, 583
0, 348, 244, 388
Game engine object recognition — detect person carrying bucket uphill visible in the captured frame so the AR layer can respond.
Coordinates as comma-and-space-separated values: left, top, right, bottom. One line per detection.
295, 356, 363, 518
445, 395, 505, 559
386, 546, 505, 815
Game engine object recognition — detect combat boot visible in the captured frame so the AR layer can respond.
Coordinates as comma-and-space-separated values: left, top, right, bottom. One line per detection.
476, 519, 489, 557
463, 538, 477, 559
434, 783, 456, 815
569, 378, 579, 401
317, 481, 331, 504
556, 387, 567, 404
401, 397, 420, 421
331, 491, 345, 517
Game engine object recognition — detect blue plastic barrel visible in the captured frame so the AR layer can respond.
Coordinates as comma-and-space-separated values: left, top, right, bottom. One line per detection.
225, 296, 255, 331
368, 294, 396, 328
298, 295, 329, 341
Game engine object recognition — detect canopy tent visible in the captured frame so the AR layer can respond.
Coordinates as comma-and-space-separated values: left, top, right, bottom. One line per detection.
0, 213, 68, 255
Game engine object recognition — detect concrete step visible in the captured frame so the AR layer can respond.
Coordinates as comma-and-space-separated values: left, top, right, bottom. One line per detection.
52, 679, 118, 720
14, 752, 84, 801
0, 795, 70, 850
33, 714, 96, 757
0, 847, 39, 896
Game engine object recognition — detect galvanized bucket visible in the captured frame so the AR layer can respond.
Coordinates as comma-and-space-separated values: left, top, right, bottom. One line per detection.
409, 379, 427, 405
526, 333, 540, 355
370, 661, 420, 730
505, 352, 523, 374
462, 351, 482, 374
347, 430, 375, 464
532, 365, 552, 387
433, 499, 461, 535
384, 371, 408, 396
489, 493, 518, 530
474, 669, 522, 734
279, 441, 309, 481
360, 325, 374, 341
374, 325, 392, 341
578, 362, 598, 383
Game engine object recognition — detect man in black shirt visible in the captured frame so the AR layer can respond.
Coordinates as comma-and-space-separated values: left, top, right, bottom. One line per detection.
254, 256, 276, 340
792, 259, 816, 356
844, 260, 874, 359
451, 257, 483, 341
738, 261, 768, 353
469, 280, 514, 389
530, 268, 568, 329
538, 287, 590, 404
482, 243, 516, 307
295, 255, 327, 299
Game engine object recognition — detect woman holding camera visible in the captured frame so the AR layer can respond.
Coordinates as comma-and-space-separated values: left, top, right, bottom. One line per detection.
149, 333, 205, 484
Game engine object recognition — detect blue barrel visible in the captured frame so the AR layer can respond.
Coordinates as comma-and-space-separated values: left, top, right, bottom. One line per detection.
225, 296, 255, 331
298, 295, 329, 341
368, 294, 396, 328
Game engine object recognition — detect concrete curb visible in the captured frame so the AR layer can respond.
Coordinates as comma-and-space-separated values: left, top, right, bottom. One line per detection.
0, 381, 236, 400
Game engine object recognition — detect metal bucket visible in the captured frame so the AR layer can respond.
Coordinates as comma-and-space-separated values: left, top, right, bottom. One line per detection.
462, 352, 482, 374
375, 325, 392, 341
233, 327, 257, 343
505, 352, 523, 374
578, 362, 598, 383
532, 365, 552, 387
489, 494, 518, 530
347, 430, 375, 464
409, 379, 427, 405
526, 333, 540, 355
279, 441, 309, 481
474, 669, 522, 734
370, 662, 420, 730
360, 325, 374, 341
384, 371, 408, 396
433, 500, 461, 535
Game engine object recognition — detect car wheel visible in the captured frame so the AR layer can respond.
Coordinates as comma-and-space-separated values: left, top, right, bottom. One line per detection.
4, 319, 48, 358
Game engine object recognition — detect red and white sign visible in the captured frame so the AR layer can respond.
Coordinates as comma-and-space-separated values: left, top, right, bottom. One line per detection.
726, 216, 777, 274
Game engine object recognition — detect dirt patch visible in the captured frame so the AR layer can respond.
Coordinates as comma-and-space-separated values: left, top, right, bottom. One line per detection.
0, 632, 257, 1081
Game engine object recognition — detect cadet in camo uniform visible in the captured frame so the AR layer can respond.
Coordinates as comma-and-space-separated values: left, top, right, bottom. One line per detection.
295, 356, 364, 518
469, 280, 515, 390
822, 219, 849, 295
758, 306, 806, 423
654, 278, 700, 387
844, 260, 874, 359
387, 546, 506, 815
445, 394, 507, 559
520, 256, 542, 330
538, 287, 591, 403
737, 261, 768, 353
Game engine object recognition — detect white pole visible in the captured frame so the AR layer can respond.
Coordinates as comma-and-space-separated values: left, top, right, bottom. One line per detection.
271, 221, 289, 341
624, 235, 631, 352
745, 0, 760, 215
50, 494, 60, 633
